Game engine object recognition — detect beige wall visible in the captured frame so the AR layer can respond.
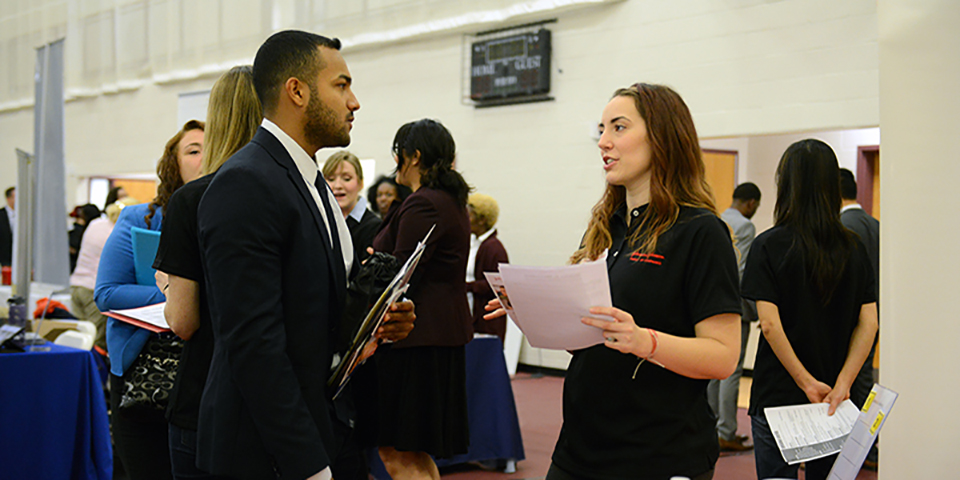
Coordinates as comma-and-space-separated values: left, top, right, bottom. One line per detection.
702, 127, 880, 234
0, 0, 881, 369
877, 0, 960, 477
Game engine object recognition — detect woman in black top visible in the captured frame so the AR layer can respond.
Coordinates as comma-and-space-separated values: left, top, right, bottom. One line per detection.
153, 65, 262, 480
742, 139, 878, 480
540, 84, 742, 480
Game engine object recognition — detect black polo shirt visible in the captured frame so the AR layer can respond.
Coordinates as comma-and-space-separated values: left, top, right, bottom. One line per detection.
153, 175, 214, 431
552, 204, 741, 480
742, 226, 876, 416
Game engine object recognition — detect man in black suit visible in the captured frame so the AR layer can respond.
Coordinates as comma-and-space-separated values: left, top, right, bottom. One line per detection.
197, 31, 412, 480
840, 168, 880, 467
0, 187, 15, 267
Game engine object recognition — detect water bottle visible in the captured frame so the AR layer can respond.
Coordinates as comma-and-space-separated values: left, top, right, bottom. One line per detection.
7, 296, 27, 328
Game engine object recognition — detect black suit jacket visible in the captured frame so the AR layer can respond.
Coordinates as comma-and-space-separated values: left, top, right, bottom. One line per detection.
345, 208, 381, 263
197, 127, 347, 480
841, 207, 880, 297
0, 207, 12, 266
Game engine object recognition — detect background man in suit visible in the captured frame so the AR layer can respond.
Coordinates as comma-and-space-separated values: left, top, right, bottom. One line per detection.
0, 187, 15, 267
197, 31, 412, 480
708, 181, 761, 451
839, 167, 880, 468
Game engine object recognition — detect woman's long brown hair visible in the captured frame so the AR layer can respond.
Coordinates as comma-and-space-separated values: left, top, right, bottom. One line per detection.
571, 83, 716, 263
145, 120, 205, 228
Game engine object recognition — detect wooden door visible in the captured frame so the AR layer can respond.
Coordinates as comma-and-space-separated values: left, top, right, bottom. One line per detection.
111, 179, 157, 205
702, 150, 738, 211
857, 146, 880, 220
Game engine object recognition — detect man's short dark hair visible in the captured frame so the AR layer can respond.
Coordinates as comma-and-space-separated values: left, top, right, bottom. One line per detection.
732, 182, 761, 202
4, 187, 14, 199
839, 168, 857, 200
253, 30, 341, 114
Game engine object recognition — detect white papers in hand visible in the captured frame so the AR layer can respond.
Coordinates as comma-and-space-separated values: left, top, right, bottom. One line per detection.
764, 400, 861, 465
108, 303, 170, 331
485, 252, 611, 350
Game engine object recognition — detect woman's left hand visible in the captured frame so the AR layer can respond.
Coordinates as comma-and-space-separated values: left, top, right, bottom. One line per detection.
581, 306, 650, 357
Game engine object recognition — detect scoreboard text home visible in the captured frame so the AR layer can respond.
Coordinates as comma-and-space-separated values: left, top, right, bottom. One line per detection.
470, 28, 552, 103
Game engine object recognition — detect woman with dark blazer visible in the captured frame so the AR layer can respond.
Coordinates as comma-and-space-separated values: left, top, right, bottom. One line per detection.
372, 119, 472, 480
466, 193, 509, 341
323, 150, 380, 262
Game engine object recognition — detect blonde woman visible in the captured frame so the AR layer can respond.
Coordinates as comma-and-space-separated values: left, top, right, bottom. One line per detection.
152, 65, 260, 479
323, 150, 381, 261
465, 193, 509, 341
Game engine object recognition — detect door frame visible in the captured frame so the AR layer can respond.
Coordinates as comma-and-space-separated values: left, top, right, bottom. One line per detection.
857, 145, 879, 216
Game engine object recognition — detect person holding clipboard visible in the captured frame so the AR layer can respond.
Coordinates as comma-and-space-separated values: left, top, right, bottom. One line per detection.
195, 31, 414, 480
95, 120, 204, 480
370, 119, 474, 480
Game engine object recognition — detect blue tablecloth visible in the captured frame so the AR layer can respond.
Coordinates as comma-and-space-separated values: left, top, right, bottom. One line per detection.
371, 336, 525, 477
0, 343, 113, 480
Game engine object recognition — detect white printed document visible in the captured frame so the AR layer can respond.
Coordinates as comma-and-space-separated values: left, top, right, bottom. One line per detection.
484, 253, 612, 350
105, 303, 170, 332
827, 384, 899, 480
764, 400, 861, 465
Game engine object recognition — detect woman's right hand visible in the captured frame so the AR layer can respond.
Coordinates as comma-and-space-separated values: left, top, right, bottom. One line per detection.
483, 298, 506, 320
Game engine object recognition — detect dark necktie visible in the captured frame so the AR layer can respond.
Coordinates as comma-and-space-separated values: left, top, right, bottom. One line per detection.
315, 172, 346, 284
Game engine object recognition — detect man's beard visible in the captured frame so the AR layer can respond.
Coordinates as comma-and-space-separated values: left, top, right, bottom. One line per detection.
304, 84, 350, 149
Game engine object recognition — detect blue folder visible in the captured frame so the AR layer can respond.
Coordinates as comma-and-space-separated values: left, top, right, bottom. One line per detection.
130, 226, 161, 287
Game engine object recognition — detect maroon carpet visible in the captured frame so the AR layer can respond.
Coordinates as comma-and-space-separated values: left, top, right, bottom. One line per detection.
440, 373, 878, 480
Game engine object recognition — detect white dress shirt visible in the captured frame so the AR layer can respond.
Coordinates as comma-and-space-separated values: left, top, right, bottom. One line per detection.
261, 119, 353, 281
465, 227, 496, 312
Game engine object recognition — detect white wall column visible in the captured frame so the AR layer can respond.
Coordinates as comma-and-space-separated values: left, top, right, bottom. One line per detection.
877, 1, 960, 477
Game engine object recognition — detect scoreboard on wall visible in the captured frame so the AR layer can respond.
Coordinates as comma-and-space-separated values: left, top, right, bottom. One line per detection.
470, 28, 551, 102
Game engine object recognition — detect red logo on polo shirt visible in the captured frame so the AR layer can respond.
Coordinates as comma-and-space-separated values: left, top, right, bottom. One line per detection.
629, 252, 664, 265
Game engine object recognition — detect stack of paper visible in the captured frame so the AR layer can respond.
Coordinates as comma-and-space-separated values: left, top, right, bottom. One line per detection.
484, 252, 611, 351
105, 303, 170, 333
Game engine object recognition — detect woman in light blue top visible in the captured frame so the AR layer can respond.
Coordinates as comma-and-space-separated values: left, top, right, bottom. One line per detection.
95, 120, 204, 480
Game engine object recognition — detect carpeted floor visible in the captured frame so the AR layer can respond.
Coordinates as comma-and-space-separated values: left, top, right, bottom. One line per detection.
440, 373, 879, 480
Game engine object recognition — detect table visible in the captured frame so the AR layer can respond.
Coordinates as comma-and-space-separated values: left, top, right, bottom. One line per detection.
0, 343, 112, 480
370, 336, 525, 477
0, 282, 71, 308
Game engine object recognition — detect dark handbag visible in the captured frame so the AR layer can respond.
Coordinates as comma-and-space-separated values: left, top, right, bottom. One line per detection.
118, 332, 182, 414
335, 251, 401, 355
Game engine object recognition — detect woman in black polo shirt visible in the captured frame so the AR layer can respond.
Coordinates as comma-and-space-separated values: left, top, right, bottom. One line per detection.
543, 83, 743, 480
153, 65, 262, 480
742, 139, 878, 480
